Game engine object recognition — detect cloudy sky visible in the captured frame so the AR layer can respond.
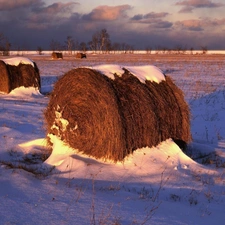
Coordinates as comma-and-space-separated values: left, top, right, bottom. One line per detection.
0, 0, 225, 50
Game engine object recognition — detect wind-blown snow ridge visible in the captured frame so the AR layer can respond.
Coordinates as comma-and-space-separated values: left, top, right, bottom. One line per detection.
91, 64, 165, 83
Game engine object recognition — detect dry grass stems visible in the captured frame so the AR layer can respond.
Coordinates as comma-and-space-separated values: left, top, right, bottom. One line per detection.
45, 67, 191, 161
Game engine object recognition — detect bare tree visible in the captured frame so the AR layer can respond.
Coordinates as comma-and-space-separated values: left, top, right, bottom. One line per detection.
145, 46, 152, 54
50, 39, 63, 52
0, 32, 11, 56
89, 34, 98, 52
174, 44, 183, 54
90, 28, 111, 53
99, 28, 111, 52
65, 36, 75, 54
111, 42, 121, 53
201, 45, 208, 54
79, 42, 88, 52
37, 46, 43, 55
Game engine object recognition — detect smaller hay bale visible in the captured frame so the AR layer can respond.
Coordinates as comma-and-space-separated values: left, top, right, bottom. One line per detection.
0, 57, 41, 93
52, 52, 63, 59
76, 52, 86, 59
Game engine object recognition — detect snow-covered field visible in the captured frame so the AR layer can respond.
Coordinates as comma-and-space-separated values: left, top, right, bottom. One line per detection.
0, 53, 225, 225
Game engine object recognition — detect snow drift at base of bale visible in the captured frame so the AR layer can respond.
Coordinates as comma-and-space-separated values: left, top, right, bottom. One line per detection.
0, 57, 40, 94
44, 65, 191, 162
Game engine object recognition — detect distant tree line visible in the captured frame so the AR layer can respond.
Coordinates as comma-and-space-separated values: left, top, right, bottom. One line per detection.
0, 29, 208, 55
50, 28, 135, 54
150, 44, 208, 55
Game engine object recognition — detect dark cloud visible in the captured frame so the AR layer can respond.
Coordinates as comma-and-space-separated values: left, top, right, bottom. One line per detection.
149, 20, 173, 29
82, 5, 131, 21
131, 12, 169, 22
175, 0, 224, 13
130, 12, 172, 29
0, 1, 79, 30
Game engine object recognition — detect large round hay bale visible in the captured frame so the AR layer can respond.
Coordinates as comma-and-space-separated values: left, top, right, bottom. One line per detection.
45, 66, 191, 161
0, 57, 41, 94
0, 60, 10, 93
45, 68, 126, 161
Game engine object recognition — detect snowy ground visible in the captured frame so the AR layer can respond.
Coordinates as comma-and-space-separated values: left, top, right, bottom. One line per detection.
0, 53, 225, 225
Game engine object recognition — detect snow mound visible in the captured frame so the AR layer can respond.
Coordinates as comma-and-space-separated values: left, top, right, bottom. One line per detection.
44, 136, 202, 183
7, 86, 42, 98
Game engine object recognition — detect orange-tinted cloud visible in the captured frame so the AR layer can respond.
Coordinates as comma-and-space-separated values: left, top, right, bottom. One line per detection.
175, 17, 225, 31
82, 5, 131, 21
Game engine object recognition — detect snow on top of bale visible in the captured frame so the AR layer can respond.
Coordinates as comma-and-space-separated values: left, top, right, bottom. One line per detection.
91, 64, 165, 83
2, 57, 35, 67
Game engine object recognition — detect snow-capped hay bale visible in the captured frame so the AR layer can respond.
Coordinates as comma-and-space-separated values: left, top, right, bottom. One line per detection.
51, 52, 63, 59
44, 65, 191, 161
0, 57, 41, 94
0, 60, 10, 93
44, 68, 126, 161
112, 70, 160, 152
